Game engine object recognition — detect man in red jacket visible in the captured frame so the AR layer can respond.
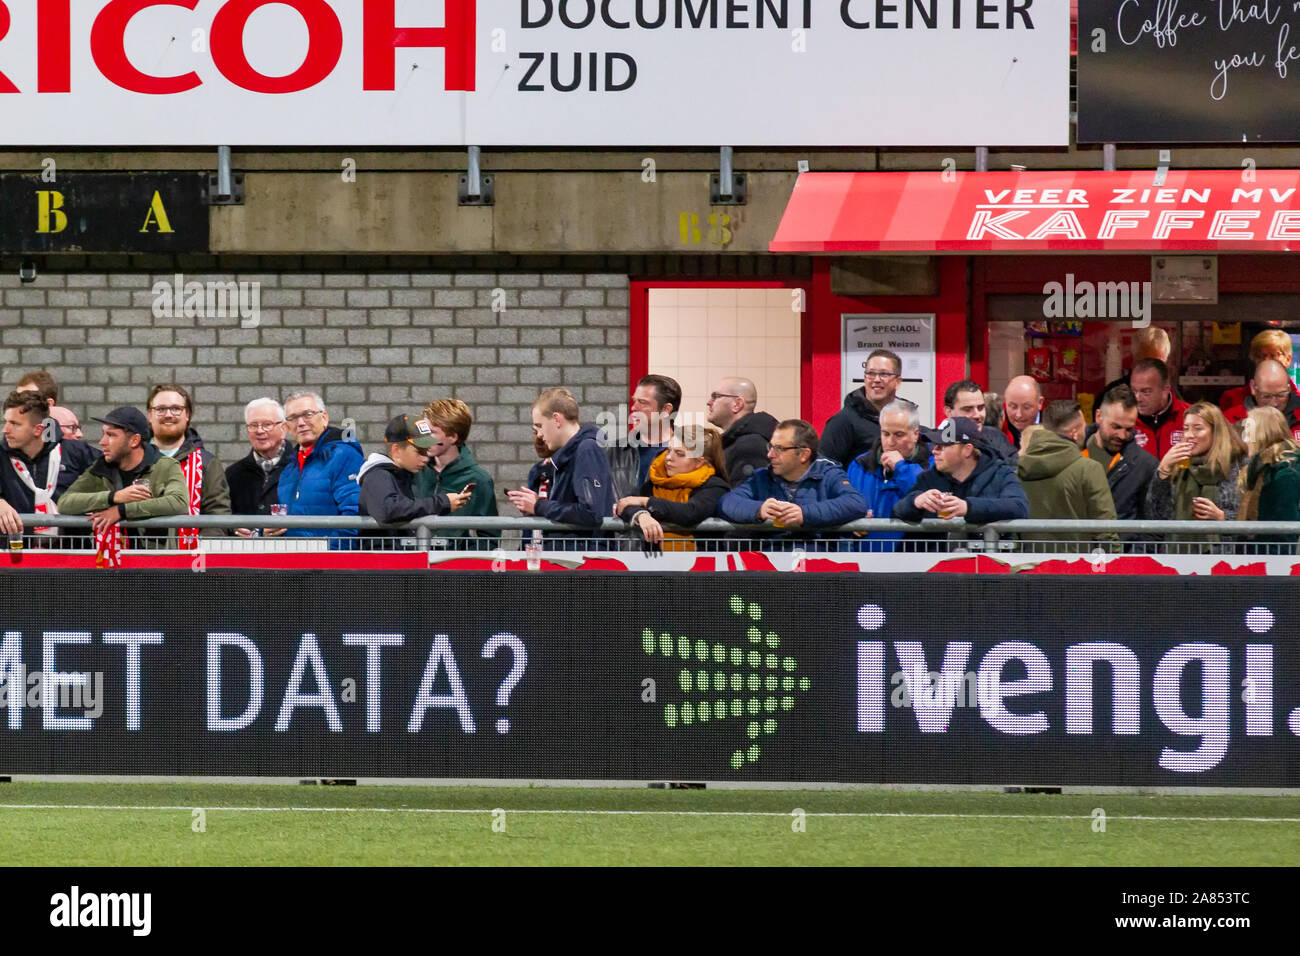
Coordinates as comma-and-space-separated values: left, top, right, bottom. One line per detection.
1223, 360, 1300, 441
1131, 358, 1189, 459
1219, 328, 1296, 411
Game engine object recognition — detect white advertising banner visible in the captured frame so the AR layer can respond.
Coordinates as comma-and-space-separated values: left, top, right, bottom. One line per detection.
841, 313, 935, 427
0, 0, 1069, 146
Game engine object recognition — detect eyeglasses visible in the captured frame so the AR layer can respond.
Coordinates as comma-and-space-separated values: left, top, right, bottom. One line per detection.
709, 392, 740, 401
246, 421, 285, 432
767, 443, 806, 454
149, 405, 187, 416
863, 370, 900, 380
285, 410, 323, 424
1256, 390, 1292, 401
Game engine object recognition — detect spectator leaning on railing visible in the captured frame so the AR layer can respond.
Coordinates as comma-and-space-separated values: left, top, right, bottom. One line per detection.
846, 399, 931, 551
718, 419, 868, 547
1145, 401, 1247, 535
1015, 400, 1117, 545
1236, 406, 1300, 548
893, 416, 1028, 525
58, 407, 187, 561
1, 390, 99, 540
277, 391, 364, 539
616, 424, 731, 552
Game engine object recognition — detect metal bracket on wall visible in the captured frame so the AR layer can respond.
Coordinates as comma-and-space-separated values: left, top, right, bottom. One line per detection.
1103, 143, 1117, 171
975, 146, 989, 172
459, 146, 495, 206
203, 145, 245, 205
1153, 149, 1171, 186
710, 146, 747, 205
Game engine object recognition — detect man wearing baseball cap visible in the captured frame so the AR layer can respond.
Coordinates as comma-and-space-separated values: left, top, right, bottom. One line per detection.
357, 415, 472, 538
893, 416, 1028, 524
57, 407, 187, 562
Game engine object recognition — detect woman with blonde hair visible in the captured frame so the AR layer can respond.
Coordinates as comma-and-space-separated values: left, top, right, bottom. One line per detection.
1146, 402, 1248, 528
616, 424, 730, 551
1237, 406, 1300, 549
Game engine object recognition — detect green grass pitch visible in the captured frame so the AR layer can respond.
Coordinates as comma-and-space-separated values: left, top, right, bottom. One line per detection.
1, 783, 1297, 866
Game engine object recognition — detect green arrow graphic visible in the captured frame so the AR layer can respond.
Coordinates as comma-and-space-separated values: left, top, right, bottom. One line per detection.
641, 594, 811, 771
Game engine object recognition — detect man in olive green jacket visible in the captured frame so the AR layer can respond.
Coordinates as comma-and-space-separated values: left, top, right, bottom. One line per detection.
1015, 400, 1117, 547
58, 407, 187, 548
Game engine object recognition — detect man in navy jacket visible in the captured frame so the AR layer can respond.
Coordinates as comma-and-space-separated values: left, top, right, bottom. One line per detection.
507, 388, 615, 532
719, 419, 868, 547
893, 417, 1028, 525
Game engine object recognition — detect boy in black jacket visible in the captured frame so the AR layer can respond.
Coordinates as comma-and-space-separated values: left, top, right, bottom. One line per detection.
358, 415, 470, 536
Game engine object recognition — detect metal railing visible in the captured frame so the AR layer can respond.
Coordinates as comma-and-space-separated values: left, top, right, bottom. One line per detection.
6, 514, 1299, 557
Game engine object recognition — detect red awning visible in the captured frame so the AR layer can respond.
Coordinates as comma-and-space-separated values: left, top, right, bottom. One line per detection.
769, 170, 1300, 254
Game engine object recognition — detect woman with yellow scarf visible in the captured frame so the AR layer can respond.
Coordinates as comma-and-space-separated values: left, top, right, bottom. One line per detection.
615, 425, 731, 551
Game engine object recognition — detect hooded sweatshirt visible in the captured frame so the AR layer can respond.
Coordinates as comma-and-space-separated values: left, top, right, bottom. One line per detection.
411, 444, 499, 541
357, 453, 449, 533
534, 423, 616, 529
820, 389, 883, 468
1015, 429, 1117, 541
720, 411, 778, 487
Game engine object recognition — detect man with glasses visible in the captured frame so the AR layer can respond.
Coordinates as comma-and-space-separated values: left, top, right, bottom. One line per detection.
1130, 358, 1190, 459
821, 349, 903, 468
1224, 359, 1300, 441
226, 397, 295, 536
147, 384, 231, 543
706, 376, 777, 487
719, 419, 867, 546
277, 390, 364, 539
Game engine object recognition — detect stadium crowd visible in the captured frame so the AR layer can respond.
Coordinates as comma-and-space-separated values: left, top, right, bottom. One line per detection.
1, 329, 1299, 559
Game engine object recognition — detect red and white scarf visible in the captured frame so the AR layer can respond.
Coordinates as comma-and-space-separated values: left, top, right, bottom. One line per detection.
178, 451, 204, 549
95, 522, 125, 568
9, 444, 60, 536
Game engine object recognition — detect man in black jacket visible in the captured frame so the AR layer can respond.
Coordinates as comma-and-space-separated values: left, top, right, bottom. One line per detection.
0, 390, 100, 538
943, 380, 1017, 460
706, 376, 778, 487
821, 349, 903, 467
358, 415, 470, 537
604, 374, 678, 499
1083, 385, 1157, 522
227, 398, 296, 536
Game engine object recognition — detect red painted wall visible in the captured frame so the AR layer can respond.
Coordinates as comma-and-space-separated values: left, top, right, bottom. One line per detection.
806, 257, 969, 430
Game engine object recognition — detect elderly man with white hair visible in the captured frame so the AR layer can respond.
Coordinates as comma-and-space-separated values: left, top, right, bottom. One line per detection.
226, 397, 295, 536
276, 390, 364, 539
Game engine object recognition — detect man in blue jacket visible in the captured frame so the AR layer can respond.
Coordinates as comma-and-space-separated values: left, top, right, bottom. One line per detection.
893, 416, 1028, 526
507, 387, 615, 536
719, 419, 868, 549
847, 399, 931, 551
277, 391, 365, 538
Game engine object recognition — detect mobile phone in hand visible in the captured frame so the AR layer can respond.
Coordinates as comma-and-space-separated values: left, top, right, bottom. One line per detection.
461, 483, 476, 494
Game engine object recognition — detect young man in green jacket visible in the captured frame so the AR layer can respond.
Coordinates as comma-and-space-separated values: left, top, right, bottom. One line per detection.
1015, 400, 1117, 547
413, 399, 499, 547
58, 407, 187, 555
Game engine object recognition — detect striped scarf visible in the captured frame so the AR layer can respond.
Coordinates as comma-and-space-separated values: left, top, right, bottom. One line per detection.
179, 451, 204, 549
9, 444, 61, 536
95, 523, 125, 568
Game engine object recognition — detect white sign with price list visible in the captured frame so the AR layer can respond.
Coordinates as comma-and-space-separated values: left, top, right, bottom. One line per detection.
841, 314, 936, 428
